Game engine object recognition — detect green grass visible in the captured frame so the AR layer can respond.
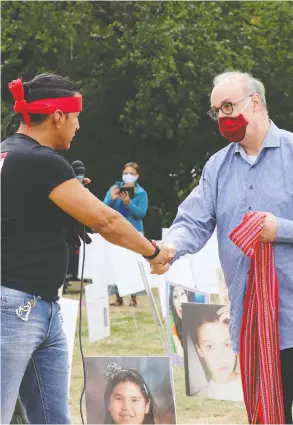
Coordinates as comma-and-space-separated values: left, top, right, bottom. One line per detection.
66, 286, 247, 424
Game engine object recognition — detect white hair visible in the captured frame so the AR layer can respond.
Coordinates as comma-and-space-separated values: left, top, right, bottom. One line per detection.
213, 71, 267, 109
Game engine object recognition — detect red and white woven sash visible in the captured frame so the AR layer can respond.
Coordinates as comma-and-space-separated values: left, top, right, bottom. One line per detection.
230, 212, 285, 424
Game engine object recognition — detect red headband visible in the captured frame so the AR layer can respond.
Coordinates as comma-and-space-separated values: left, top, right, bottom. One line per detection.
8, 78, 82, 126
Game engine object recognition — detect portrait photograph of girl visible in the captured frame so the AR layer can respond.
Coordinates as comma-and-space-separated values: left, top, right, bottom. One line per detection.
84, 356, 176, 424
182, 303, 244, 402
167, 283, 209, 365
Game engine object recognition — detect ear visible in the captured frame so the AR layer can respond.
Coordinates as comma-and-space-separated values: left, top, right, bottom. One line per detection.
144, 400, 150, 414
252, 93, 262, 112
196, 344, 204, 358
52, 110, 66, 129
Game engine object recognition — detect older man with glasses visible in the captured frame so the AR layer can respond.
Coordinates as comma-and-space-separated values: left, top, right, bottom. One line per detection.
152, 71, 293, 424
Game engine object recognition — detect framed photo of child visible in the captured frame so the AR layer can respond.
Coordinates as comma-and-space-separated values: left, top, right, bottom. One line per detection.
166, 282, 209, 366
182, 303, 244, 402
84, 356, 176, 424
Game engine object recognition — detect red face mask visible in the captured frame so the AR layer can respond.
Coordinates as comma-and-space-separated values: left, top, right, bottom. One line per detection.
218, 114, 248, 143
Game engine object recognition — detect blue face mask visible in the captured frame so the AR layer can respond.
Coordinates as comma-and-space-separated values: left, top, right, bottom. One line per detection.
122, 174, 138, 184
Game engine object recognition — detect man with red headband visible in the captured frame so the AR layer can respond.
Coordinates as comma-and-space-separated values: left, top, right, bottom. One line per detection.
1, 74, 167, 424
153, 71, 293, 424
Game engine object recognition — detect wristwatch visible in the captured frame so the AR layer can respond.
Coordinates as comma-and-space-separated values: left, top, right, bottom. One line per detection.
143, 240, 160, 260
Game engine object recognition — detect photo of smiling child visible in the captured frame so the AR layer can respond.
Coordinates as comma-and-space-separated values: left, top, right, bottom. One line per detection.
182, 303, 243, 402
84, 356, 176, 424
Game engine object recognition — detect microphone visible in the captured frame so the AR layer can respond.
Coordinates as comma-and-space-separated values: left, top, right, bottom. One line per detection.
68, 160, 93, 245
72, 160, 85, 184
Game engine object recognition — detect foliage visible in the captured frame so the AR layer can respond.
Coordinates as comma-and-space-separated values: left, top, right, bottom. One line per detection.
2, 1, 293, 232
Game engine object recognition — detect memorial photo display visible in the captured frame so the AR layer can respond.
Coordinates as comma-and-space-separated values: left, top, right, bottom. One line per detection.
167, 282, 209, 365
182, 303, 244, 402
84, 356, 176, 424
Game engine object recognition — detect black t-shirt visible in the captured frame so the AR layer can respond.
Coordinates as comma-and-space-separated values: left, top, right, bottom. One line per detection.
1, 133, 76, 300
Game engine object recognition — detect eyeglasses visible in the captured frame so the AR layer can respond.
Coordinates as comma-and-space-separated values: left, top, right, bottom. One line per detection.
207, 95, 254, 121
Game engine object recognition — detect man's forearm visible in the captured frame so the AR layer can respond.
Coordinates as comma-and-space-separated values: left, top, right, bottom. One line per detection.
98, 213, 155, 257
163, 223, 206, 260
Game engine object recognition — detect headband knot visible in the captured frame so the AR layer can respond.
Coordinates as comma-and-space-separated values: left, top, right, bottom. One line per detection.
8, 77, 25, 101
14, 99, 29, 114
8, 76, 82, 130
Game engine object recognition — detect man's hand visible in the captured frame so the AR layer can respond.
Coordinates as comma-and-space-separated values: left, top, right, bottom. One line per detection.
119, 191, 131, 205
259, 212, 278, 242
111, 186, 120, 201
150, 244, 176, 275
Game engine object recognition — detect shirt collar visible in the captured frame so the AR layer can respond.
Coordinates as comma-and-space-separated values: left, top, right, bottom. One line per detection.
234, 120, 280, 154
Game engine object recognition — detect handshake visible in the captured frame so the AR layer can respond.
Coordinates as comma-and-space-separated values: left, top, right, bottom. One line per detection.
148, 244, 177, 275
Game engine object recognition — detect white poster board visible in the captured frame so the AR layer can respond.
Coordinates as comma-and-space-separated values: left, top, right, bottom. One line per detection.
166, 255, 196, 289
85, 283, 110, 343
79, 234, 162, 294
58, 297, 79, 392
158, 278, 168, 319
106, 244, 146, 296
78, 233, 115, 296
58, 285, 64, 298
148, 271, 165, 289
190, 230, 221, 293
162, 228, 221, 294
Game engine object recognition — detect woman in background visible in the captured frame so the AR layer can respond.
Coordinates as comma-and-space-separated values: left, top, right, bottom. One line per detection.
104, 364, 155, 424
104, 162, 148, 307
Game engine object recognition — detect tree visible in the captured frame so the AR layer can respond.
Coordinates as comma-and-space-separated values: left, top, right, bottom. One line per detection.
2, 1, 292, 232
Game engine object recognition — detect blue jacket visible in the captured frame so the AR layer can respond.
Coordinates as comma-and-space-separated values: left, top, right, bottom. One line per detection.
103, 183, 148, 233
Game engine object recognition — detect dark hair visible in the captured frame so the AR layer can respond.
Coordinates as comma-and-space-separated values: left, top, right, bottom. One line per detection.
123, 162, 140, 174
193, 308, 230, 347
169, 285, 189, 344
104, 368, 156, 424
6, 73, 79, 136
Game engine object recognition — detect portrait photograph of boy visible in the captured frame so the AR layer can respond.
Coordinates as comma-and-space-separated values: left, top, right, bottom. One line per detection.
182, 303, 243, 402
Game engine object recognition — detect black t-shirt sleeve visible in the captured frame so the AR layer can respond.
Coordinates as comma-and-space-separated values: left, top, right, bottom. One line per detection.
27, 146, 76, 196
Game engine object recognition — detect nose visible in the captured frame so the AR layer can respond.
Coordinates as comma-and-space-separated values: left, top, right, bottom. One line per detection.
213, 345, 226, 363
122, 399, 132, 411
76, 119, 80, 131
219, 345, 230, 363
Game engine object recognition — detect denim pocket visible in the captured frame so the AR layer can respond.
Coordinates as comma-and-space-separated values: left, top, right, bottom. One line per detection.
1, 289, 35, 316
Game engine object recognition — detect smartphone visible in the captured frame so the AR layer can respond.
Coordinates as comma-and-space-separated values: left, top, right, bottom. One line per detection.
119, 186, 135, 199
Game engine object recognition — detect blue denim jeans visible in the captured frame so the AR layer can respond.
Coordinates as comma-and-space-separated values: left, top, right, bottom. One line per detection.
1, 286, 72, 424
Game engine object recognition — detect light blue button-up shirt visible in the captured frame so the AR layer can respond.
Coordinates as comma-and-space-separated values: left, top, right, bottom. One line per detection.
164, 121, 293, 353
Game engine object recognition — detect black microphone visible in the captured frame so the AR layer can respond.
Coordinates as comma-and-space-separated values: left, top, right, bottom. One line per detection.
68, 160, 93, 246
72, 160, 85, 185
